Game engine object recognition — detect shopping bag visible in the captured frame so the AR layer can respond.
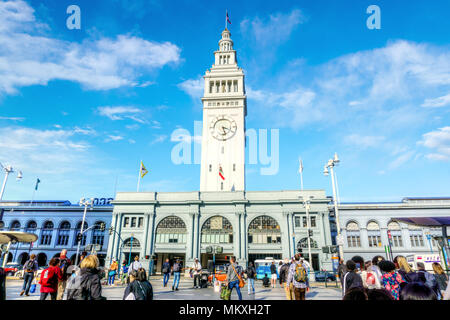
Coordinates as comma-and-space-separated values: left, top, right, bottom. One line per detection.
30, 279, 37, 293
220, 285, 231, 300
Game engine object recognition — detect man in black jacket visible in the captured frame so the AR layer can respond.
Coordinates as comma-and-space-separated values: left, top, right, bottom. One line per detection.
342, 260, 363, 297
279, 258, 292, 300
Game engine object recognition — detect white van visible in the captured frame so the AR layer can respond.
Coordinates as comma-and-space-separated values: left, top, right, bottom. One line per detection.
406, 254, 441, 272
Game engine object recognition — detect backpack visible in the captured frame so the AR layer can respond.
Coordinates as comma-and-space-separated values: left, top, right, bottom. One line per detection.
60, 258, 70, 275
40, 267, 56, 287
293, 263, 307, 283
173, 263, 180, 272
246, 267, 255, 278
366, 272, 376, 285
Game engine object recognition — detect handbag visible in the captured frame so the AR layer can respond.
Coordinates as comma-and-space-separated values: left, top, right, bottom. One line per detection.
29, 278, 37, 294
231, 264, 245, 288
220, 284, 231, 300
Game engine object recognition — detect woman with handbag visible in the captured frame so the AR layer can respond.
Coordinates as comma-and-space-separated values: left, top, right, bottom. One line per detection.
108, 259, 118, 286
225, 256, 244, 300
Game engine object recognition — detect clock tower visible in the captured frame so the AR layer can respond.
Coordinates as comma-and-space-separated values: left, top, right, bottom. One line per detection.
200, 28, 246, 192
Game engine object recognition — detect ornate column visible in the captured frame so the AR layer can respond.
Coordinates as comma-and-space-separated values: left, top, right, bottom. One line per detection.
282, 211, 292, 259
234, 212, 243, 261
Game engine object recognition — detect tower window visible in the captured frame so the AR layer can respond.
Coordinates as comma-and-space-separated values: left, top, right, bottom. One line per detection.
209, 164, 212, 172
233, 164, 236, 171
221, 182, 223, 190
221, 146, 224, 154
233, 80, 238, 92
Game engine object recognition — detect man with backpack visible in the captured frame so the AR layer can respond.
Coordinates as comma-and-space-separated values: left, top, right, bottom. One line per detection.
39, 258, 63, 300
245, 262, 256, 295
171, 259, 182, 291
56, 249, 72, 300
162, 258, 171, 287
20, 253, 38, 296
286, 254, 310, 300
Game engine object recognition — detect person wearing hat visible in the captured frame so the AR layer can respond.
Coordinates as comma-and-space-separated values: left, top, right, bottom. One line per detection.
192, 258, 202, 289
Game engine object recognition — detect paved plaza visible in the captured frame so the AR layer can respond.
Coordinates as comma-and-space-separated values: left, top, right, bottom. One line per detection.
5, 277, 342, 300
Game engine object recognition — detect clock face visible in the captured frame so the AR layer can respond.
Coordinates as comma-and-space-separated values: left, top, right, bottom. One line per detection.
210, 115, 237, 141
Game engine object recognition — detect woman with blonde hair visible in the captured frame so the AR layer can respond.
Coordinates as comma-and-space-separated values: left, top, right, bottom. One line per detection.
396, 256, 418, 283
432, 262, 448, 298
66, 255, 106, 300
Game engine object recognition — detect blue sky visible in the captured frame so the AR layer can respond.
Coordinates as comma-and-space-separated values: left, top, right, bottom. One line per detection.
0, 0, 449, 203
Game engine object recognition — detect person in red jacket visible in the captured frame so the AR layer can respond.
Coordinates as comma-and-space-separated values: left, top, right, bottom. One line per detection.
39, 258, 63, 300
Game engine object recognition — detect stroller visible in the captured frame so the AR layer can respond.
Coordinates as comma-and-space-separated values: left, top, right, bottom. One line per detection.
200, 271, 209, 288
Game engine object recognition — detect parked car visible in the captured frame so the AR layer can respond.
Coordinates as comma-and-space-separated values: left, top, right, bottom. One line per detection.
4, 263, 21, 276
314, 271, 336, 282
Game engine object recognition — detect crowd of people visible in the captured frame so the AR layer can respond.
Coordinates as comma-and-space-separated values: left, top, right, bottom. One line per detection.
14, 250, 153, 300
338, 255, 450, 300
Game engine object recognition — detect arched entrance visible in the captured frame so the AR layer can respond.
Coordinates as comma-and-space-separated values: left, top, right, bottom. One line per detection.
122, 237, 141, 265
18, 252, 29, 265
37, 253, 47, 267
154, 216, 187, 274
247, 215, 282, 264
297, 238, 319, 271
200, 216, 234, 267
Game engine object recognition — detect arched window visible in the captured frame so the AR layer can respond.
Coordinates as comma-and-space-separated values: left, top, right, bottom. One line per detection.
57, 221, 71, 246
408, 224, 424, 247
367, 221, 382, 248
346, 221, 361, 248
297, 237, 318, 250
201, 216, 233, 244
74, 221, 88, 246
123, 237, 141, 249
40, 221, 54, 245
155, 216, 187, 244
92, 221, 106, 246
10, 220, 21, 231
388, 221, 403, 247
248, 215, 281, 244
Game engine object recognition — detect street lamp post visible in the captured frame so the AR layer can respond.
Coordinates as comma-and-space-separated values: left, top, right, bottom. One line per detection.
75, 197, 94, 266
301, 196, 313, 269
0, 163, 22, 201
324, 153, 344, 260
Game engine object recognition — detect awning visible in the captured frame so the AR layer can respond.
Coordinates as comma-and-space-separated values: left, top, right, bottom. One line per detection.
393, 217, 450, 227
0, 231, 38, 244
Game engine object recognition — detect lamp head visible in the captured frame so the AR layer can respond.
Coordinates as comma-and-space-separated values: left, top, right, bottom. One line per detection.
16, 171, 23, 180
79, 197, 85, 205
333, 152, 340, 164
323, 166, 329, 176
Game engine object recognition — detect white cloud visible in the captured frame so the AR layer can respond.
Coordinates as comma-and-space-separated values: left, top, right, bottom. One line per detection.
0, 116, 24, 121
150, 134, 168, 145
178, 77, 203, 99
97, 106, 146, 123
105, 135, 124, 142
419, 126, 450, 161
240, 9, 304, 47
388, 151, 415, 170
344, 134, 385, 149
0, 0, 181, 95
421, 93, 450, 108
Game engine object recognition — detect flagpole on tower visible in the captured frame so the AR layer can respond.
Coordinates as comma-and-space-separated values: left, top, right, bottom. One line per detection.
225, 10, 227, 29
299, 158, 304, 191
137, 160, 142, 192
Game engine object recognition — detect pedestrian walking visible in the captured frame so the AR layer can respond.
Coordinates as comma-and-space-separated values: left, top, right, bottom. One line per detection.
270, 261, 277, 288
39, 258, 62, 300
120, 260, 129, 284
20, 253, 38, 296
337, 258, 346, 287
162, 258, 171, 287
56, 249, 71, 300
123, 268, 153, 300
286, 254, 310, 300
379, 260, 404, 300
432, 262, 448, 298
172, 259, 182, 291
361, 261, 381, 289
192, 258, 202, 289
342, 260, 363, 296
416, 262, 440, 298
108, 259, 118, 286
245, 262, 256, 295
225, 256, 244, 300
66, 255, 106, 300
279, 258, 293, 300
128, 255, 143, 275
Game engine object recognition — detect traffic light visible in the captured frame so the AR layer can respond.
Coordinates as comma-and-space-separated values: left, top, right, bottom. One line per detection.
76, 233, 83, 242
215, 246, 223, 254
330, 245, 338, 254
308, 229, 313, 237
206, 246, 213, 254
322, 246, 330, 254
99, 222, 105, 232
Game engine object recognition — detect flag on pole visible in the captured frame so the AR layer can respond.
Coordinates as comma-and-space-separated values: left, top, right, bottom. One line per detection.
226, 11, 231, 25
219, 166, 225, 180
298, 158, 303, 174
34, 178, 40, 191
140, 161, 148, 178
